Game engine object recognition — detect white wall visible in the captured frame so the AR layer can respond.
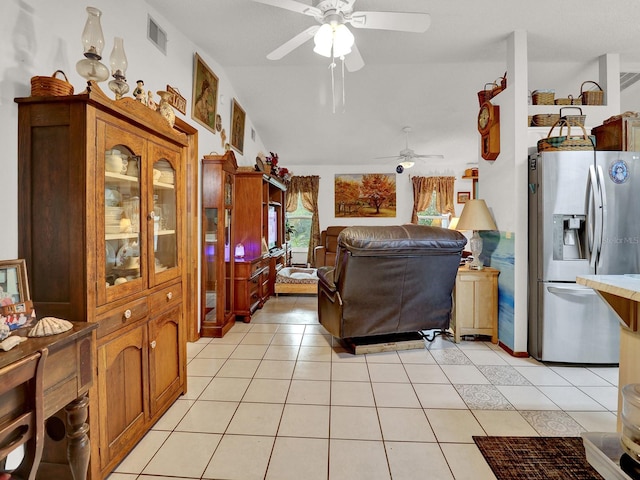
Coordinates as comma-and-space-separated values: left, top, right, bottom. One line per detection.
0, 0, 264, 260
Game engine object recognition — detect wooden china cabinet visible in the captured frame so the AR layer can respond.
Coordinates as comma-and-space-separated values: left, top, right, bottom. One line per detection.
200, 152, 237, 337
16, 82, 190, 480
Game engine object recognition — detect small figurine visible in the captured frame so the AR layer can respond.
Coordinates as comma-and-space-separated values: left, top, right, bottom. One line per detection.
147, 90, 157, 111
133, 80, 146, 104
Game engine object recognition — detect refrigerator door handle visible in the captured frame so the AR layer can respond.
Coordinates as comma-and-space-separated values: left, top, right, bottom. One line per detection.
596, 164, 607, 269
546, 285, 598, 297
587, 165, 602, 268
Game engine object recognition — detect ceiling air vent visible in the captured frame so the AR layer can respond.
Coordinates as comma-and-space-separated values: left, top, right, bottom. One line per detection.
147, 15, 167, 55
620, 72, 640, 91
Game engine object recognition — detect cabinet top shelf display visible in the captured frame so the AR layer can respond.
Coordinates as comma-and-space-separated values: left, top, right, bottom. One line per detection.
16, 81, 188, 147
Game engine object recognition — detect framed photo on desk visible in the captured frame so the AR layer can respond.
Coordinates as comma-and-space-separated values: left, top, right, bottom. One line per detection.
0, 259, 34, 326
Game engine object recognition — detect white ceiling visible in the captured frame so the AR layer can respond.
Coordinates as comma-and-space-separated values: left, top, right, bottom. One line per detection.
146, 0, 640, 167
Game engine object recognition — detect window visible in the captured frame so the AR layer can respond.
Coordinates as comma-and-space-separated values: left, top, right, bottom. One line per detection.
416, 190, 450, 227
286, 197, 312, 250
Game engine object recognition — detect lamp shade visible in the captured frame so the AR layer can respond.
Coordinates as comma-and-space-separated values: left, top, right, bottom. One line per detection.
456, 199, 497, 231
313, 24, 333, 57
332, 24, 354, 57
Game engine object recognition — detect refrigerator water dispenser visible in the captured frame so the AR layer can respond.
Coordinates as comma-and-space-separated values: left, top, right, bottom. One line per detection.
553, 214, 586, 260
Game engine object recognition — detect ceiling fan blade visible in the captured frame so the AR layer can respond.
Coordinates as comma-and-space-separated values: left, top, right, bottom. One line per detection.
252, 0, 321, 17
374, 155, 402, 160
414, 154, 445, 159
349, 11, 431, 33
267, 25, 320, 60
344, 41, 365, 72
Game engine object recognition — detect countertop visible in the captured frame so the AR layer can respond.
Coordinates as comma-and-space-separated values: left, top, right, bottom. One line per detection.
577, 274, 640, 331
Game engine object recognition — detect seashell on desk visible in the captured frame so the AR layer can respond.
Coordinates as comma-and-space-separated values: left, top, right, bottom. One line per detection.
0, 335, 27, 351
28, 317, 73, 337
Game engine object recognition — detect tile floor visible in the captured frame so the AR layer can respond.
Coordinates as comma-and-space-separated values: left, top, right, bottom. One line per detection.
108, 295, 619, 480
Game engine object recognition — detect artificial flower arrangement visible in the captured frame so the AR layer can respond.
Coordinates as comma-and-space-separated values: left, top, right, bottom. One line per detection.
257, 151, 292, 182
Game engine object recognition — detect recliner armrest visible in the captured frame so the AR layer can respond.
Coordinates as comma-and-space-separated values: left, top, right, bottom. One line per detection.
317, 266, 336, 291
314, 246, 327, 268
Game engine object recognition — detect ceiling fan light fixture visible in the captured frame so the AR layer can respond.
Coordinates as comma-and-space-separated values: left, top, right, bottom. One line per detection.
332, 24, 354, 57
313, 22, 354, 58
313, 24, 333, 57
399, 160, 415, 169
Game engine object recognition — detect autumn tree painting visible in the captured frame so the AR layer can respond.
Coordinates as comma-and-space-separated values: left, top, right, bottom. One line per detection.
334, 173, 396, 217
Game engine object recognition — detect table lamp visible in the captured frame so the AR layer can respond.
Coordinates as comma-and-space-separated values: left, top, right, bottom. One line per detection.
456, 199, 497, 270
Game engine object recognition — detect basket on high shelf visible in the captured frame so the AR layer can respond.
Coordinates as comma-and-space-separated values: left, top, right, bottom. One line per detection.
555, 95, 582, 105
532, 113, 560, 127
579, 81, 604, 105
532, 90, 555, 105
559, 107, 586, 127
30, 70, 74, 97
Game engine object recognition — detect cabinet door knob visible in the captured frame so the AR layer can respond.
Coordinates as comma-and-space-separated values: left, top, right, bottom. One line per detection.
150, 340, 157, 349
148, 212, 156, 220
166, 291, 173, 300
123, 309, 132, 319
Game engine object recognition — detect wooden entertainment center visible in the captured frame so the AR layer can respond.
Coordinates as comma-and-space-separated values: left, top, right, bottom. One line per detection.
201, 153, 287, 336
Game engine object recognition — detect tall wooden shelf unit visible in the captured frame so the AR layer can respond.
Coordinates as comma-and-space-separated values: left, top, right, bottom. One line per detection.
233, 169, 287, 321
201, 152, 237, 337
16, 82, 190, 480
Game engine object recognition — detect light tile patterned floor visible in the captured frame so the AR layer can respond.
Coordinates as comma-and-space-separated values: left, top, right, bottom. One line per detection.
108, 295, 618, 480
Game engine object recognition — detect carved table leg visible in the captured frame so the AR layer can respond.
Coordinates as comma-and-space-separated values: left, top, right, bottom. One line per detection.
65, 395, 90, 480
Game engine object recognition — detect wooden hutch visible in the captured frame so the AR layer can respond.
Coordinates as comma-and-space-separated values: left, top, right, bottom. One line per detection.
233, 169, 287, 321
16, 82, 191, 480
200, 161, 287, 334
200, 152, 237, 337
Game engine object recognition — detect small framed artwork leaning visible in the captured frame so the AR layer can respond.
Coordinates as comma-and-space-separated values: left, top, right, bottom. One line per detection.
191, 53, 219, 134
457, 191, 471, 204
231, 98, 246, 155
0, 258, 36, 330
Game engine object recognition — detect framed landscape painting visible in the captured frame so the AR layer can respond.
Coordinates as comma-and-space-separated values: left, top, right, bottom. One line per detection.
231, 98, 246, 154
335, 173, 396, 218
191, 53, 218, 134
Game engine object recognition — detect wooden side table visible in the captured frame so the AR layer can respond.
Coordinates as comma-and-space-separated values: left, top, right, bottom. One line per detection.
452, 265, 500, 343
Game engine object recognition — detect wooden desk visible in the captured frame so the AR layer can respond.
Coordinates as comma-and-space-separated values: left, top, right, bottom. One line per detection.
0, 322, 96, 480
576, 274, 640, 431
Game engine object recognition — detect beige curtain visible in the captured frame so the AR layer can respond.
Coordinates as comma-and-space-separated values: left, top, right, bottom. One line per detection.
411, 176, 456, 223
286, 175, 320, 266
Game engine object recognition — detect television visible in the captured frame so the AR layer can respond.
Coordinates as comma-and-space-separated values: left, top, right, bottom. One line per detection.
267, 205, 278, 250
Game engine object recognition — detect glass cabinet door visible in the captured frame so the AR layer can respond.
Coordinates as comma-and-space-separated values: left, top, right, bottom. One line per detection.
203, 208, 218, 322
148, 142, 181, 287
102, 142, 144, 304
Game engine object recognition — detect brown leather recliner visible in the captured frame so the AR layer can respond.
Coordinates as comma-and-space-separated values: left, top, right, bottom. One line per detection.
314, 226, 347, 268
317, 225, 467, 340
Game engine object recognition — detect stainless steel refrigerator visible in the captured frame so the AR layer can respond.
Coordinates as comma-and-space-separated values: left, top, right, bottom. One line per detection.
528, 150, 640, 363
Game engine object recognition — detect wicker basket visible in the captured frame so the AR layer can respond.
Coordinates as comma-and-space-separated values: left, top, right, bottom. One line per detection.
532, 113, 560, 127
559, 107, 586, 126
579, 81, 604, 105
555, 95, 582, 105
31, 70, 74, 97
532, 90, 555, 105
477, 82, 497, 106
538, 119, 596, 152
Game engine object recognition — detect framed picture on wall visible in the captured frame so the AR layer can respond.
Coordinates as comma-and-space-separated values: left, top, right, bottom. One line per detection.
191, 53, 219, 134
334, 173, 396, 218
231, 98, 246, 155
457, 191, 471, 204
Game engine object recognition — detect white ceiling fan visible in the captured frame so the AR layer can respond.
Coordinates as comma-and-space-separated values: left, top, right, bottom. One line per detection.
252, 0, 432, 72
376, 126, 444, 173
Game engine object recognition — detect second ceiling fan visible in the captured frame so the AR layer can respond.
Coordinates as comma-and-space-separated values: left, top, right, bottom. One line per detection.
253, 0, 432, 71
376, 127, 444, 173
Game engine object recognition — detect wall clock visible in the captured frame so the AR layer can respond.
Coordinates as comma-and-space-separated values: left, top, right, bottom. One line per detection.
477, 101, 500, 161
